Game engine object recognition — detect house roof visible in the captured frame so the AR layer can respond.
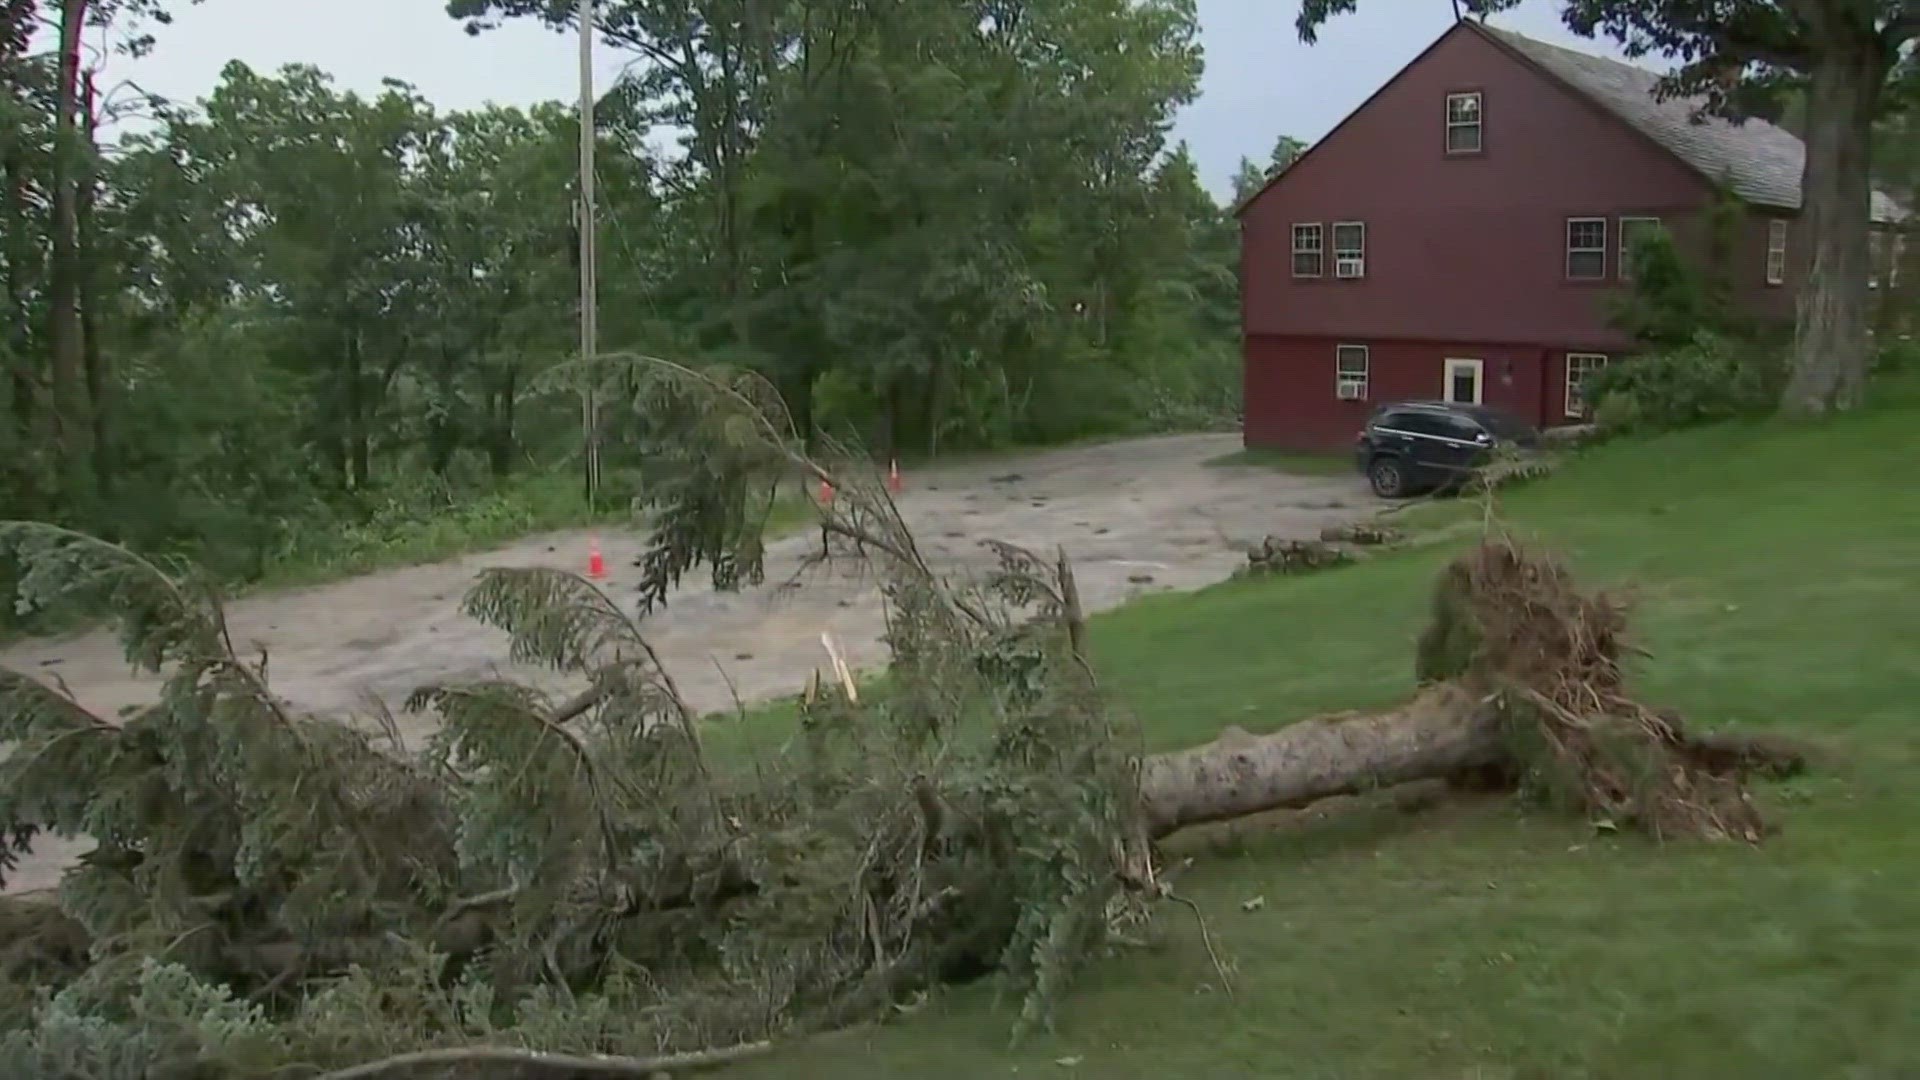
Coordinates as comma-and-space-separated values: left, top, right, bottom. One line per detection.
1471, 24, 1905, 224
1235, 20, 1906, 224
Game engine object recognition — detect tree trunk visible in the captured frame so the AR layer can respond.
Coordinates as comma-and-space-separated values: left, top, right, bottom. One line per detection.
487, 367, 517, 480
1138, 685, 1501, 839
1781, 40, 1884, 415
77, 69, 108, 495
428, 346, 457, 478
345, 331, 368, 490
46, 0, 90, 488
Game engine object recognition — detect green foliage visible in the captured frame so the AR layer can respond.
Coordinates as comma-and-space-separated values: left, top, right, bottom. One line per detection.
1875, 332, 1920, 376
1588, 331, 1784, 433
3, 0, 1241, 609
0, 367, 1154, 1071
1607, 211, 1736, 352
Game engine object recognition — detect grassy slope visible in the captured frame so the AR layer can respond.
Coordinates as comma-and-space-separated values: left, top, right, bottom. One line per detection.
726, 394, 1920, 1078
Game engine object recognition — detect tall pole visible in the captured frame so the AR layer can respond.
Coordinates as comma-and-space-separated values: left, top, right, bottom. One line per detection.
577, 0, 601, 502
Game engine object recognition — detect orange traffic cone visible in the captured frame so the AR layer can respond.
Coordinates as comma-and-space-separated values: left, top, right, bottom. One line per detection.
587, 536, 607, 580
888, 458, 903, 494
819, 477, 835, 504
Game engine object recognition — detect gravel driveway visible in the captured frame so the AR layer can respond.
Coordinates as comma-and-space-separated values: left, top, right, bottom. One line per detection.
1, 432, 1374, 892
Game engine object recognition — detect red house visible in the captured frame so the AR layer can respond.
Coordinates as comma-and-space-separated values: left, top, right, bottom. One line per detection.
1237, 20, 1906, 449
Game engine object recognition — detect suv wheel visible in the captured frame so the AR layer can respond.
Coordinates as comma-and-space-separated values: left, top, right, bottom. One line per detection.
1368, 456, 1408, 499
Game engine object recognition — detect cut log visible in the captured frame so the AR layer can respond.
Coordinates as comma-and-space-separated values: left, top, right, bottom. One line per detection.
1138, 684, 1502, 839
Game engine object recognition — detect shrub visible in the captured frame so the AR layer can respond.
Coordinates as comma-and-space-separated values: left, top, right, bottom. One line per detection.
1588, 331, 1784, 433
1873, 332, 1920, 376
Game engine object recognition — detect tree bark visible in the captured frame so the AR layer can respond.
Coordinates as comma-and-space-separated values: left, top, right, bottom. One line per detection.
487, 366, 517, 480
1138, 685, 1501, 839
1780, 36, 1885, 415
345, 330, 369, 489
77, 69, 108, 495
46, 0, 90, 487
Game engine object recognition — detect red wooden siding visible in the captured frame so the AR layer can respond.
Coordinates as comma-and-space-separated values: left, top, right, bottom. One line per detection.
1239, 25, 1714, 352
1245, 336, 1553, 450
1237, 22, 1814, 452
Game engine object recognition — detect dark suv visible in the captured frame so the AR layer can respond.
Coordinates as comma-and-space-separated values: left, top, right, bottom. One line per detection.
1354, 401, 1541, 498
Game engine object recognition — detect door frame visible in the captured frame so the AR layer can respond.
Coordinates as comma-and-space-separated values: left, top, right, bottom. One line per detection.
1442, 357, 1485, 405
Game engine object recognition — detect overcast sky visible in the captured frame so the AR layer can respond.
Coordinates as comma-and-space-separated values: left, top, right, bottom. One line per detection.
93, 0, 1640, 199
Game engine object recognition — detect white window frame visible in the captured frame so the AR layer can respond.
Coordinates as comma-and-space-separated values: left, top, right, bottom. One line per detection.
1445, 92, 1483, 155
1566, 217, 1608, 281
1442, 357, 1484, 406
1565, 353, 1609, 419
1765, 219, 1788, 286
1868, 229, 1901, 291
1292, 223, 1324, 278
1332, 221, 1366, 279
1335, 344, 1369, 400
1618, 216, 1662, 282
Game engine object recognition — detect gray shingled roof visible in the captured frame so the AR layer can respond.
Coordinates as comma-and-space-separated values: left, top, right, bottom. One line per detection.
1479, 25, 1904, 224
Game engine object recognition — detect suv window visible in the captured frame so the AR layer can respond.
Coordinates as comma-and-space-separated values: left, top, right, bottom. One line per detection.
1436, 413, 1486, 442
1374, 410, 1441, 436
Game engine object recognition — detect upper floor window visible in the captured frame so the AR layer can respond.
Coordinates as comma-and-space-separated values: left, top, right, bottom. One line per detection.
1566, 215, 1612, 276
1445, 92, 1483, 154
1765, 219, 1788, 285
1292, 223, 1324, 278
1618, 217, 1663, 282
1566, 217, 1607, 280
1869, 230, 1903, 291
1332, 222, 1366, 278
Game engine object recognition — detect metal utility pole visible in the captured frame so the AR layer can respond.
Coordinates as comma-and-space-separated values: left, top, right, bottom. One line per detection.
577, 0, 601, 502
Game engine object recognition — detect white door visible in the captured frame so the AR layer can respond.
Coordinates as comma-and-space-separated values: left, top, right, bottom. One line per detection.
1443, 358, 1484, 405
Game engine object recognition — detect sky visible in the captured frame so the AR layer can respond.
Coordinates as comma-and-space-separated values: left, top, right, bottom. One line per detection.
89, 0, 1644, 200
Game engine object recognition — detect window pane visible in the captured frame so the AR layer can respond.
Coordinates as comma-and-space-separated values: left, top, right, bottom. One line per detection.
1447, 94, 1480, 123
1332, 224, 1364, 252
1293, 252, 1323, 276
1336, 347, 1367, 374
1568, 219, 1606, 249
1568, 250, 1605, 279
1447, 124, 1481, 153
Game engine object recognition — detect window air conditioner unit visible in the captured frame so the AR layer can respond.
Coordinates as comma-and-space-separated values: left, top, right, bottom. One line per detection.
1336, 257, 1364, 278
1337, 381, 1364, 400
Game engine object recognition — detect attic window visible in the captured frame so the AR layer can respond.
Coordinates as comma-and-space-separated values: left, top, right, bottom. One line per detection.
1445, 92, 1482, 154
1292, 223, 1324, 278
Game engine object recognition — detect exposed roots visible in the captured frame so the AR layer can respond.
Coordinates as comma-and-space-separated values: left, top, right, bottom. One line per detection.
1419, 535, 1791, 841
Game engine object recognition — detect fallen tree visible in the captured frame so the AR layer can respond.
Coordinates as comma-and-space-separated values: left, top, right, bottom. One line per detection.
0, 357, 1799, 1078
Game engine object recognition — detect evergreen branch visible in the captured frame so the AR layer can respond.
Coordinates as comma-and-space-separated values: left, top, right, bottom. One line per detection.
462, 566, 643, 673
409, 682, 626, 876
313, 1039, 774, 1080
0, 519, 220, 673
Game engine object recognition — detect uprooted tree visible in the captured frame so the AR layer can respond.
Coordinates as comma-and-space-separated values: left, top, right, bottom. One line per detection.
0, 356, 1803, 1078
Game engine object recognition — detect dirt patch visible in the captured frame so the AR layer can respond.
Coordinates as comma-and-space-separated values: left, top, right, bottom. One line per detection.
0, 433, 1374, 893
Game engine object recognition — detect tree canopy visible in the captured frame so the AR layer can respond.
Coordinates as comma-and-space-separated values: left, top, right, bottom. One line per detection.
1, 0, 1240, 594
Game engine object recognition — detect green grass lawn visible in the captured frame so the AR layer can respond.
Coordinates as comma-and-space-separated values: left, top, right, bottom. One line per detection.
721, 390, 1920, 1078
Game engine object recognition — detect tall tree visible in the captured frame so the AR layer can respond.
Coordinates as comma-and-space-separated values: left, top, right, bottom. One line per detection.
1297, 0, 1920, 415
